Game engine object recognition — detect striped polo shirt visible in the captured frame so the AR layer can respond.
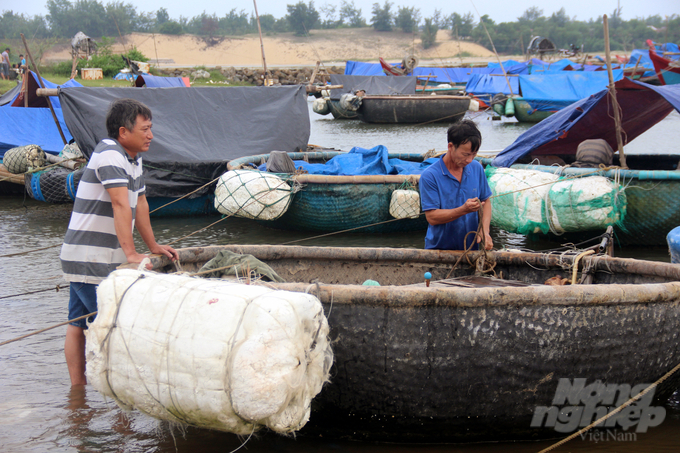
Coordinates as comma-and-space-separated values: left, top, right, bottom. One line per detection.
60, 138, 145, 284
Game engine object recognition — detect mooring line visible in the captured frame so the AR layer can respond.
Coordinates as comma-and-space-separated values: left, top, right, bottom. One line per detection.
537, 360, 680, 452
0, 284, 68, 300
0, 311, 97, 347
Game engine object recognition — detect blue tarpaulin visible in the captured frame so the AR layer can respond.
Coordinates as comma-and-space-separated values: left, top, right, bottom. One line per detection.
0, 73, 82, 156
519, 70, 624, 111
491, 79, 680, 167
465, 73, 519, 97
344, 60, 520, 84
258, 145, 436, 176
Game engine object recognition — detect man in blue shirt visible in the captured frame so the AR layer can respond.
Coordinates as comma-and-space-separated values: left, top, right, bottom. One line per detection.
420, 119, 492, 250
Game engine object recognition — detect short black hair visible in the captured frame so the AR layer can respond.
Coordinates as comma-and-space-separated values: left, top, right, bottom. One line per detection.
447, 119, 481, 153
4, 48, 9, 51
106, 98, 152, 139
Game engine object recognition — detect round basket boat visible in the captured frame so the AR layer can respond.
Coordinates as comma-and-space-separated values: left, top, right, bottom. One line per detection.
139, 244, 680, 442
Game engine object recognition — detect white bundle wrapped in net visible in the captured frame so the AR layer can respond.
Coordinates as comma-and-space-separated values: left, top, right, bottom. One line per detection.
214, 170, 294, 220
4, 145, 46, 174
86, 269, 333, 435
487, 167, 626, 235
389, 189, 420, 219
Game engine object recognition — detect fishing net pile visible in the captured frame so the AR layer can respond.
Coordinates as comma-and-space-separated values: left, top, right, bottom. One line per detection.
214, 170, 297, 220
3, 145, 46, 174
486, 167, 627, 235
86, 269, 333, 435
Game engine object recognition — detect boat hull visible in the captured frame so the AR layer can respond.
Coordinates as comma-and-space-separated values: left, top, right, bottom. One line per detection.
357, 95, 471, 124
327, 99, 358, 119
146, 245, 680, 441
513, 98, 556, 123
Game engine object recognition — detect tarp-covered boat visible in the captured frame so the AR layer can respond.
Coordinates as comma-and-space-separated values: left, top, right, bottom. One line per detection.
648, 40, 680, 86
487, 79, 680, 245
25, 86, 310, 215
225, 147, 432, 233
142, 244, 680, 442
314, 75, 417, 119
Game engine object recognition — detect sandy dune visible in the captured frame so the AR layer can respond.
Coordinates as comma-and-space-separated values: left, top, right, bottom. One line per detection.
44, 29, 500, 68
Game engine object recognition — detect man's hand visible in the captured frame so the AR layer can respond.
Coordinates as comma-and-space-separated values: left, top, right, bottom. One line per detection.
149, 243, 179, 262
463, 197, 482, 214
125, 252, 153, 269
477, 231, 494, 250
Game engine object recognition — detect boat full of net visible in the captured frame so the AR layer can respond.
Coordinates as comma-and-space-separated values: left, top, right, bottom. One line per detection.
223, 148, 431, 233
487, 78, 680, 246
141, 243, 680, 442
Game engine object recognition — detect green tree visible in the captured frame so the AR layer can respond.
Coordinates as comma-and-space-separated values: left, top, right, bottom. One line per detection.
448, 12, 475, 38
395, 6, 419, 33
159, 21, 182, 34
286, 2, 320, 36
339, 0, 365, 27
318, 3, 338, 29
0, 11, 50, 39
371, 1, 393, 32
156, 8, 169, 26
421, 17, 438, 49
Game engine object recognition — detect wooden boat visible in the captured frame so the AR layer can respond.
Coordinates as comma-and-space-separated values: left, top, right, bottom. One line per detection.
227, 150, 428, 233
143, 244, 680, 442
357, 94, 473, 124
648, 44, 680, 86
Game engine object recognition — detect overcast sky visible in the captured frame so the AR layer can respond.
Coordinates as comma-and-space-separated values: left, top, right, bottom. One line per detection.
6, 0, 678, 24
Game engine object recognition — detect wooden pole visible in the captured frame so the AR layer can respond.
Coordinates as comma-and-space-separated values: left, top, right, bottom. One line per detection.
471, 5, 514, 96
20, 33, 68, 145
252, 0, 270, 85
603, 15, 627, 169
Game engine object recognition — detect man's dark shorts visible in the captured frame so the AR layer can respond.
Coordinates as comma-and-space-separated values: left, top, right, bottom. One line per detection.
68, 283, 98, 329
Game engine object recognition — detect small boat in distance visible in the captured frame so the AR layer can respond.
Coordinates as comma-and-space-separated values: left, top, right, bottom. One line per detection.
357, 94, 474, 124
648, 39, 680, 85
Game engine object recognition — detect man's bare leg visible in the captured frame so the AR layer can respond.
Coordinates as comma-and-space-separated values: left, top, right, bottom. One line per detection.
65, 325, 87, 386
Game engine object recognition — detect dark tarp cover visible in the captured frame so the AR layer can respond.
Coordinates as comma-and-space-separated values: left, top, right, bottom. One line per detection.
58, 86, 310, 198
0, 83, 21, 106
491, 79, 680, 167
518, 70, 624, 111
258, 145, 436, 176
329, 75, 416, 99
135, 74, 189, 87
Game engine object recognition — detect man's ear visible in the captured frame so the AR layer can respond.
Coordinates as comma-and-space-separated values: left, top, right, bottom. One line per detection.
118, 126, 127, 140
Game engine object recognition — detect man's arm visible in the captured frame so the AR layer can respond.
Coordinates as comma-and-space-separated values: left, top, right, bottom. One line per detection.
478, 198, 493, 250
107, 186, 149, 264
424, 197, 482, 225
135, 194, 178, 261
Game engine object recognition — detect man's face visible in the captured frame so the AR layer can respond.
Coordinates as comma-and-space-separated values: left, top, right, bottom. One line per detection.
448, 141, 477, 168
119, 115, 153, 156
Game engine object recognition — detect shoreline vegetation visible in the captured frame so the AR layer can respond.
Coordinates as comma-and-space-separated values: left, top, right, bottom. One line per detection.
0, 27, 638, 95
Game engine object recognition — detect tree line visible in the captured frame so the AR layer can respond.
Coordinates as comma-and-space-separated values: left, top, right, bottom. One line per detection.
1, 1, 678, 54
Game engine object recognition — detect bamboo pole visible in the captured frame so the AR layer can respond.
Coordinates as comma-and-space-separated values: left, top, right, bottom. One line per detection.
20, 33, 68, 145
603, 15, 627, 169
252, 0, 270, 85
470, 4, 514, 97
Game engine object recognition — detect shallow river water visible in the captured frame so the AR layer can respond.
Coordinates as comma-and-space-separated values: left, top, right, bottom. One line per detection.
1, 103, 679, 452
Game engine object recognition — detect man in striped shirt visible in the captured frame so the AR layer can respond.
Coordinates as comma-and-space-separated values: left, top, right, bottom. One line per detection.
60, 98, 178, 386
